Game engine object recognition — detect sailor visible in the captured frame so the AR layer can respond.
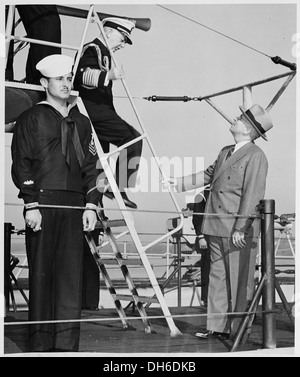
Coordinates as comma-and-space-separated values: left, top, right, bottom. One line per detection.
11, 54, 101, 352
74, 17, 142, 209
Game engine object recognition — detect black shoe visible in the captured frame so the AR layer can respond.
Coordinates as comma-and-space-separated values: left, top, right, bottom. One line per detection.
103, 190, 137, 209
194, 330, 229, 340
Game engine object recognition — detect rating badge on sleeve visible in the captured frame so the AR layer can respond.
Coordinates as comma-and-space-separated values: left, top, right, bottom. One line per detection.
89, 134, 97, 156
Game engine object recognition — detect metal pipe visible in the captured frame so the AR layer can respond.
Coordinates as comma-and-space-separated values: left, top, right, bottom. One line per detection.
274, 278, 295, 328
5, 5, 15, 63
177, 234, 182, 307
271, 56, 297, 71
71, 5, 94, 86
6, 35, 79, 51
260, 199, 276, 349
199, 71, 294, 101
266, 72, 296, 112
204, 98, 235, 125
242, 85, 252, 109
230, 274, 266, 352
4, 223, 13, 311
143, 72, 293, 103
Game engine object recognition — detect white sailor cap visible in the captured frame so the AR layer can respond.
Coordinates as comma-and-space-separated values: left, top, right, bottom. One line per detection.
102, 17, 135, 45
36, 54, 74, 78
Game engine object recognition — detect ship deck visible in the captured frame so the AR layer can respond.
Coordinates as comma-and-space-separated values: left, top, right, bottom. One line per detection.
4, 299, 295, 356
3, 234, 296, 357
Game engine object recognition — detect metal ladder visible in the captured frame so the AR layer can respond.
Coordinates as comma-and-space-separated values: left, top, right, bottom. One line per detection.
85, 215, 159, 333
5, 4, 183, 337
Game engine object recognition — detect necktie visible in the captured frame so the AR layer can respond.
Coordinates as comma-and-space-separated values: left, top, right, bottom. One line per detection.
61, 116, 85, 168
225, 146, 235, 161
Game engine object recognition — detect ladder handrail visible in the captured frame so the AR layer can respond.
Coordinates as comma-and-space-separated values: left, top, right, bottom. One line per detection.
5, 5, 16, 59
5, 35, 80, 52
71, 5, 95, 87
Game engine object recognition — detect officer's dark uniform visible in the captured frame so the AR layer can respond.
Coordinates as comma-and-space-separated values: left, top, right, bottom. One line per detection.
74, 38, 143, 191
6, 5, 61, 84
11, 102, 101, 352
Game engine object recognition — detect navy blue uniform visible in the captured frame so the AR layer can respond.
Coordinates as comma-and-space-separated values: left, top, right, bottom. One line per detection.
11, 102, 101, 352
6, 5, 61, 84
74, 38, 142, 190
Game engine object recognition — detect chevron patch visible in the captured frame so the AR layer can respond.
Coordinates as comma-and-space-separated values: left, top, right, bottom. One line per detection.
89, 134, 97, 156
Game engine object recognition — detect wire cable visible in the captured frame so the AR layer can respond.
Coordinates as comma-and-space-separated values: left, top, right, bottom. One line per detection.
157, 4, 272, 59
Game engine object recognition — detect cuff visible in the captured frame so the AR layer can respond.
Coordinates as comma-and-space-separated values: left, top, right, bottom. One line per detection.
25, 202, 39, 209
104, 72, 109, 87
85, 203, 98, 211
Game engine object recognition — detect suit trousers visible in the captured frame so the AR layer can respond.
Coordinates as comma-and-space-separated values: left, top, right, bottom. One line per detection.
25, 190, 84, 352
194, 237, 210, 303
206, 232, 258, 336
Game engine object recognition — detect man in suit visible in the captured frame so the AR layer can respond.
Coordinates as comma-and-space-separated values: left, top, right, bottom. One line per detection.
164, 104, 273, 340
74, 17, 142, 209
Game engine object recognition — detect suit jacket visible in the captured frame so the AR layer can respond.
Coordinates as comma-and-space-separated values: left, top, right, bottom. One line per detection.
178, 142, 268, 237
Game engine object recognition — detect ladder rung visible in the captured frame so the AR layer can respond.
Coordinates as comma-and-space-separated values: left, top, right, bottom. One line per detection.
96, 219, 127, 228
99, 257, 143, 266
114, 294, 158, 303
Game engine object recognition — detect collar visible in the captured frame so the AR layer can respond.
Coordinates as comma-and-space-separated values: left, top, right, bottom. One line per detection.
37, 100, 77, 116
233, 140, 251, 153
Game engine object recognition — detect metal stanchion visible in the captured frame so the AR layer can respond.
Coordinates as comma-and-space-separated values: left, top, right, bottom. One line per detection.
176, 234, 182, 307
231, 199, 277, 351
260, 199, 276, 348
4, 223, 13, 311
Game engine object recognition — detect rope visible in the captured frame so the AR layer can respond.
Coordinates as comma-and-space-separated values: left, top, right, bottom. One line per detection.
5, 202, 259, 219
2, 309, 260, 327
4, 305, 287, 327
157, 5, 271, 59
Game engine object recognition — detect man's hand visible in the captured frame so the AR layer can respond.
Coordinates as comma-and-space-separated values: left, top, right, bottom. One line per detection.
83, 209, 98, 232
107, 65, 125, 81
232, 230, 246, 248
25, 209, 42, 232
98, 231, 105, 246
161, 177, 178, 191
198, 237, 208, 249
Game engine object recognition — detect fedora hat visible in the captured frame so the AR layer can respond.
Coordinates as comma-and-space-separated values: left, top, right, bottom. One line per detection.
36, 54, 74, 78
239, 104, 273, 141
102, 17, 135, 45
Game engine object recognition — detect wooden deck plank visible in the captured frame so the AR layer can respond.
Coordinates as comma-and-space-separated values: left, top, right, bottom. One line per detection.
4, 305, 294, 355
